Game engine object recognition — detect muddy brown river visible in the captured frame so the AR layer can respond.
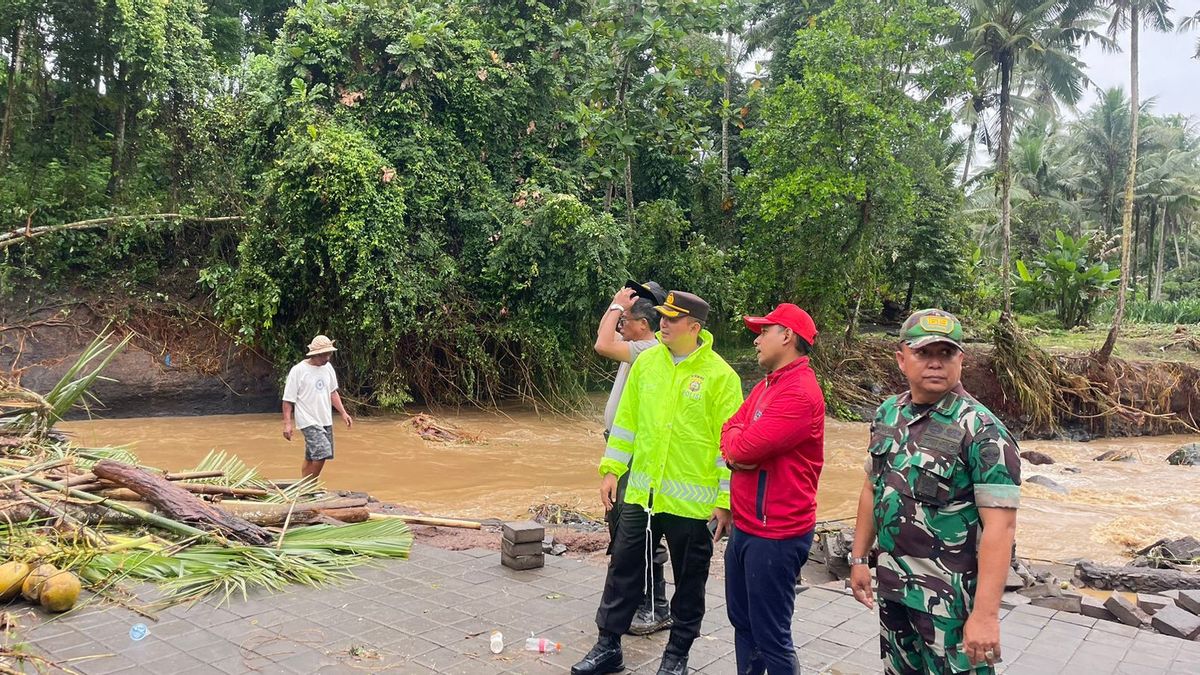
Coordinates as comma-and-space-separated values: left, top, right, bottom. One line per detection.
60, 405, 1199, 565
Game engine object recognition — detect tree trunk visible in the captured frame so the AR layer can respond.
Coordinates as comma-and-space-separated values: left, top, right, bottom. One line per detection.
624, 153, 634, 225
1099, 11, 1139, 363
1174, 213, 1184, 270
1153, 206, 1167, 301
721, 29, 732, 202
92, 460, 273, 545
107, 67, 128, 197
960, 121, 977, 186
998, 58, 1014, 316
0, 22, 26, 171
1146, 202, 1158, 300
1131, 200, 1141, 297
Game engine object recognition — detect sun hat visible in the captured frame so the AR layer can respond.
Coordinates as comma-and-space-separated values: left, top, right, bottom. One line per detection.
306, 335, 337, 356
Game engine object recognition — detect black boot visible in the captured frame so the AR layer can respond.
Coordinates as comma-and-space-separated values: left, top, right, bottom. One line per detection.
655, 650, 689, 675
629, 575, 672, 635
571, 633, 624, 675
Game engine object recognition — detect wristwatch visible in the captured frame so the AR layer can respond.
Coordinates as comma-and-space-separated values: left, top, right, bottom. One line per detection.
608, 304, 624, 312
847, 554, 871, 566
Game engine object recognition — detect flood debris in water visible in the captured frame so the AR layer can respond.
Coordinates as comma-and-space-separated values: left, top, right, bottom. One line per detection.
407, 413, 482, 443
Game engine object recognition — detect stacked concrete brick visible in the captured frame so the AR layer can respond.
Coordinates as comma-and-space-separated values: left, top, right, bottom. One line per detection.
502, 520, 545, 570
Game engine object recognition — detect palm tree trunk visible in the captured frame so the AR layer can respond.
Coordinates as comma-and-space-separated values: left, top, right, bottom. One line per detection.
1174, 213, 1184, 270
0, 21, 26, 171
961, 121, 977, 186
107, 66, 128, 197
1149, 202, 1162, 301
1154, 209, 1167, 301
1131, 200, 1141, 297
998, 58, 1014, 317
1100, 9, 1139, 362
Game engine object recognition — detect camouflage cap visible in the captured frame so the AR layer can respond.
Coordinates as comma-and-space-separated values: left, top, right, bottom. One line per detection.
900, 309, 963, 351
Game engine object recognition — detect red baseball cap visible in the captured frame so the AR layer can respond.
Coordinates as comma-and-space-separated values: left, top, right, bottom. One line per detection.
743, 303, 818, 345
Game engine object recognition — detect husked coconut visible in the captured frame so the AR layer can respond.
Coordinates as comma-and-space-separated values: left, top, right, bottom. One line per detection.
0, 561, 31, 601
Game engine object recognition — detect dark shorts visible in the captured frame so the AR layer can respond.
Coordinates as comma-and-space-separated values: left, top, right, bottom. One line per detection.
301, 425, 334, 461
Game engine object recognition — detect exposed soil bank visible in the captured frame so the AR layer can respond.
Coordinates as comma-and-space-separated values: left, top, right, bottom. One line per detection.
1, 296, 277, 417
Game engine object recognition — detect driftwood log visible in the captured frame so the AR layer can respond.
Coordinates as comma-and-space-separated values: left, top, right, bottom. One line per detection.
1075, 561, 1200, 592
95, 483, 269, 501
92, 460, 273, 545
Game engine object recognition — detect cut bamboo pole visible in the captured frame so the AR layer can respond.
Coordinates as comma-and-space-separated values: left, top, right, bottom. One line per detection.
367, 513, 482, 529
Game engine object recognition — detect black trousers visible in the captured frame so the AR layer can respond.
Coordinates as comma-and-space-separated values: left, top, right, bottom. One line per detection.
606, 471, 670, 570
595, 503, 714, 655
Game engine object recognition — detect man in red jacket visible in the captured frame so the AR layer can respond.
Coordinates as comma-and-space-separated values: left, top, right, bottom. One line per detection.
721, 303, 825, 675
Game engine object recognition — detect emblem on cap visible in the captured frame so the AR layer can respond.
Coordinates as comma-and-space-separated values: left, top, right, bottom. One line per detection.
919, 315, 953, 334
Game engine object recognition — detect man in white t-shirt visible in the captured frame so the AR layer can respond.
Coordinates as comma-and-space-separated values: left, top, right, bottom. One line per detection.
282, 335, 353, 479
593, 280, 670, 636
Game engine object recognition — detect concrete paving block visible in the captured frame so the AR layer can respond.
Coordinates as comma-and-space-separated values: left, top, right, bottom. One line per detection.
501, 551, 544, 571
1081, 595, 1117, 622
1136, 593, 1171, 614
1149, 605, 1200, 640
502, 520, 545, 544
1001, 592, 1031, 609
1006, 568, 1024, 591
1177, 589, 1200, 616
1105, 592, 1150, 628
1031, 592, 1082, 614
501, 538, 544, 557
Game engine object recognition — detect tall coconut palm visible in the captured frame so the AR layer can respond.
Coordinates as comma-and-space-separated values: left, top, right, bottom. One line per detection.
1098, 0, 1174, 362
1067, 87, 1133, 235
958, 0, 1110, 316
1180, 9, 1200, 59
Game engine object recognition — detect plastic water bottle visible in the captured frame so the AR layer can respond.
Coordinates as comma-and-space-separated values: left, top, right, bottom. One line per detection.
129, 623, 149, 641
489, 631, 504, 654
525, 637, 562, 653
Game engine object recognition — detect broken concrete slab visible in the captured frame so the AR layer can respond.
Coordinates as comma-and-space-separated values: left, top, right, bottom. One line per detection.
1177, 589, 1200, 616
1149, 605, 1200, 640
1001, 592, 1032, 609
1031, 592, 1082, 613
1137, 593, 1172, 614
1006, 569, 1025, 591
1105, 592, 1150, 627
1081, 595, 1116, 622
502, 520, 545, 544
1017, 582, 1062, 599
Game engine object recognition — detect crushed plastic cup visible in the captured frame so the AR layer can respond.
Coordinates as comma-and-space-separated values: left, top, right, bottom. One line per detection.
525, 636, 562, 653
129, 623, 149, 641
489, 630, 504, 654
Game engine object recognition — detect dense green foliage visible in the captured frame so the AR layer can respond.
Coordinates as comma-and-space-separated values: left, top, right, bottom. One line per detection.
2, 0, 1199, 406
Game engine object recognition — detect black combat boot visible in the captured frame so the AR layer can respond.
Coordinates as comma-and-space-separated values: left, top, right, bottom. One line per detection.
629, 576, 672, 635
571, 632, 624, 675
655, 650, 689, 675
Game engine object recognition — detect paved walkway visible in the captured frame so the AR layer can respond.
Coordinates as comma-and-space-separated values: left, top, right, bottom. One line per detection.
11, 545, 1200, 674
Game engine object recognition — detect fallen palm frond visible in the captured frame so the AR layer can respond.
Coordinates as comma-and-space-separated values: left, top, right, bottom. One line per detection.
79, 520, 412, 606
177, 450, 324, 502
3, 328, 131, 436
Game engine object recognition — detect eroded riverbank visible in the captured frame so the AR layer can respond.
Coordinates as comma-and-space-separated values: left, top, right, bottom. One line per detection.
59, 405, 1200, 565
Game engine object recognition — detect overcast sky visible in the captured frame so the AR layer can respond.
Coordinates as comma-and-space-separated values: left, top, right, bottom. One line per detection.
1075, 16, 1200, 119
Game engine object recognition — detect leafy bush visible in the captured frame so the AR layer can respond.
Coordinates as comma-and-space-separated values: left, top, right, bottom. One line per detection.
1014, 229, 1119, 328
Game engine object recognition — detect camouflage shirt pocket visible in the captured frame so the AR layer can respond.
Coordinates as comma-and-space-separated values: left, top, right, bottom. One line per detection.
910, 459, 956, 507
867, 424, 894, 476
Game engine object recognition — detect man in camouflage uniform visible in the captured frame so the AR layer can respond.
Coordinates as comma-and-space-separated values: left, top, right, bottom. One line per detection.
849, 309, 1021, 674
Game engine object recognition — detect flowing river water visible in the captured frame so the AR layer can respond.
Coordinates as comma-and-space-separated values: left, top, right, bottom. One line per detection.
60, 404, 1200, 565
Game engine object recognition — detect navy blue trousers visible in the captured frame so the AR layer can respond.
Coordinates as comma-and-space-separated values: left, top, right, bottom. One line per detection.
725, 526, 813, 675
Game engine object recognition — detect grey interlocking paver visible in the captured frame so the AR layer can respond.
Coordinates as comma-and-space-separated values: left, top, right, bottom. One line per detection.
12, 545, 1197, 674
